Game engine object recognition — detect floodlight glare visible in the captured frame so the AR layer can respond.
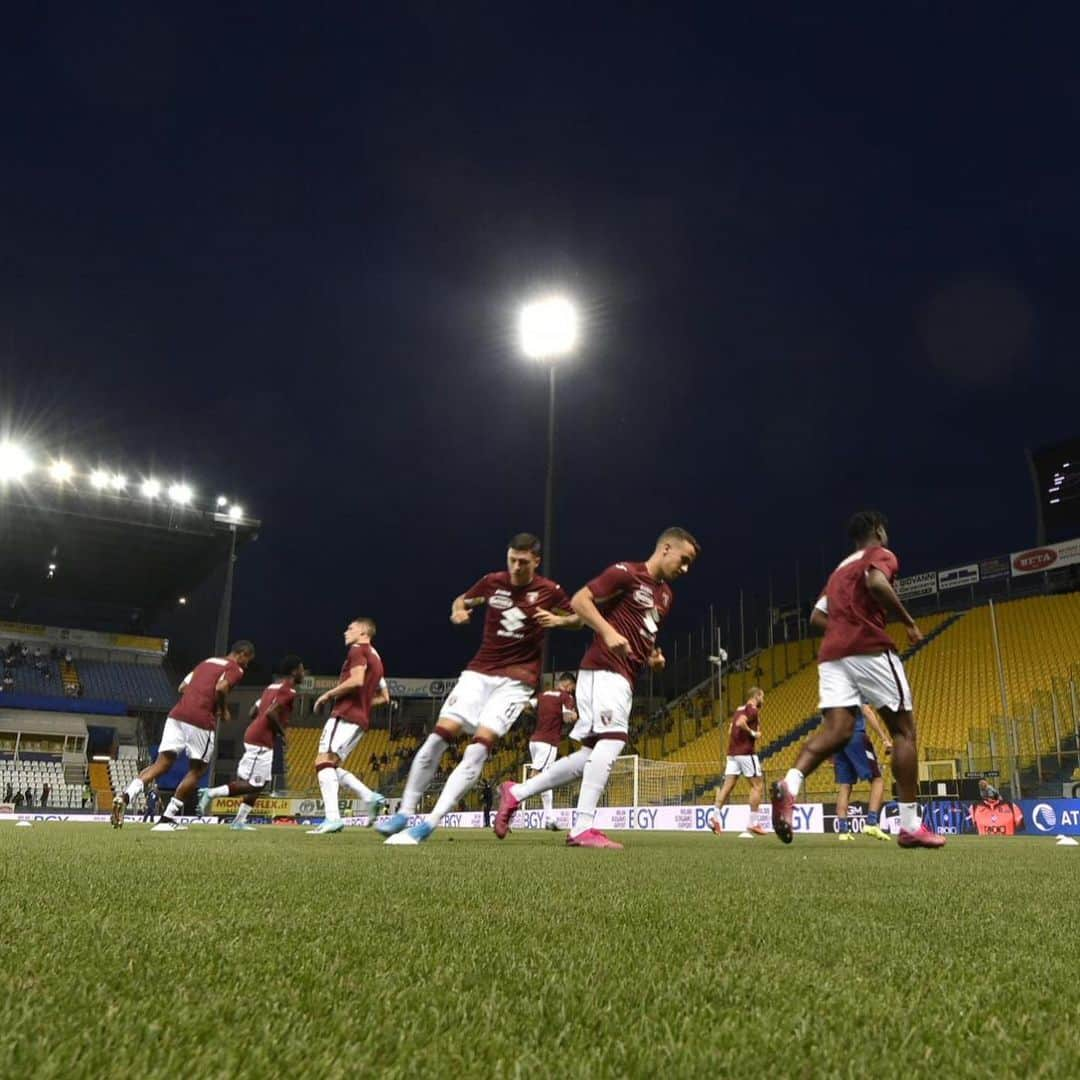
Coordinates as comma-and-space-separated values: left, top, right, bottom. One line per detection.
228, 504, 244, 521
141, 478, 161, 499
178, 596, 188, 606
90, 469, 110, 490
0, 442, 33, 481
216, 495, 228, 507
109, 473, 127, 492
48, 459, 74, 484
519, 296, 579, 360
168, 483, 193, 505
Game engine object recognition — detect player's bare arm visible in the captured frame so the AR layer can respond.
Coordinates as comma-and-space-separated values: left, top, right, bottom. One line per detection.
570, 586, 630, 658
810, 607, 829, 632
647, 647, 665, 671
214, 674, 233, 721
314, 664, 367, 711
533, 607, 584, 630
450, 593, 485, 625
865, 568, 923, 644
370, 684, 391, 709
862, 705, 893, 753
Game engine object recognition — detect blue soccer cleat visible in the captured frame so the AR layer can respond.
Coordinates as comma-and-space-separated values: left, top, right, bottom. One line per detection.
374, 812, 409, 837
229, 821, 257, 831
365, 793, 388, 827
196, 789, 213, 817
306, 820, 345, 835
385, 820, 435, 846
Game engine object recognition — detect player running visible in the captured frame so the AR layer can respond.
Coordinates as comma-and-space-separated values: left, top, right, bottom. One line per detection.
833, 704, 892, 841
111, 641, 255, 831
495, 527, 700, 849
525, 672, 578, 830
196, 655, 305, 830
378, 533, 580, 844
308, 618, 390, 835
770, 510, 944, 848
710, 688, 768, 837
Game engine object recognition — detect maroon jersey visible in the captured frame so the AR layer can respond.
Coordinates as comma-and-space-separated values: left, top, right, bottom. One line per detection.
726, 703, 760, 756
244, 678, 297, 749
532, 688, 576, 746
817, 546, 901, 662
579, 562, 673, 686
463, 572, 571, 687
171, 657, 244, 732
331, 643, 384, 730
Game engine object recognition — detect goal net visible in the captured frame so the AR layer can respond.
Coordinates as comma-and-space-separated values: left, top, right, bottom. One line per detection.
520, 754, 686, 807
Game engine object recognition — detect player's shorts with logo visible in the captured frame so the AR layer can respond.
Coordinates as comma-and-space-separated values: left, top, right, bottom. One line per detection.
318, 717, 365, 761
440, 670, 532, 737
528, 740, 559, 773
569, 669, 633, 744
237, 742, 274, 787
159, 717, 215, 763
724, 753, 763, 778
833, 732, 882, 785
818, 651, 913, 712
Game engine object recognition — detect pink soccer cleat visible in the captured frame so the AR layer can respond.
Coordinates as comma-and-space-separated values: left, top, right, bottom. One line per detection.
770, 781, 795, 844
566, 828, 623, 850
493, 781, 519, 840
897, 823, 946, 849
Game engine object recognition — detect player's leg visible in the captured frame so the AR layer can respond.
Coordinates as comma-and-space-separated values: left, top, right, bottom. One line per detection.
155, 757, 209, 830
375, 718, 462, 836
747, 772, 767, 835
528, 741, 559, 827
199, 743, 265, 815
495, 746, 591, 838
115, 719, 185, 824
862, 736, 889, 841
710, 770, 739, 835
835, 782, 854, 840
310, 719, 362, 833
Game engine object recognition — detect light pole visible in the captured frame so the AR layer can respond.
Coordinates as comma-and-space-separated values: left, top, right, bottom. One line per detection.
519, 295, 579, 683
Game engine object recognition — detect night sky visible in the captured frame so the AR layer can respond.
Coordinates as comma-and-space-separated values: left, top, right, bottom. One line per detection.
3, 6, 1080, 676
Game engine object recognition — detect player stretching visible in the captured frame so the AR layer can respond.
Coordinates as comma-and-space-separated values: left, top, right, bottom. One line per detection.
710, 688, 767, 837
526, 672, 578, 830
111, 641, 255, 831
308, 619, 390, 835
196, 655, 305, 830
378, 533, 579, 844
496, 527, 700, 849
770, 511, 944, 848
833, 704, 892, 842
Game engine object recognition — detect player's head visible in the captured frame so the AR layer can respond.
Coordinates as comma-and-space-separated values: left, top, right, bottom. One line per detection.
557, 671, 576, 691
506, 532, 542, 584
229, 640, 255, 666
345, 617, 376, 644
747, 686, 764, 708
848, 510, 888, 549
278, 654, 305, 681
652, 526, 701, 581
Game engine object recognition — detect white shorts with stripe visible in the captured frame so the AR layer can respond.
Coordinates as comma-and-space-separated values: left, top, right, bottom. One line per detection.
528, 740, 559, 773
818, 651, 913, 712
724, 754, 763, 778
569, 669, 633, 743
439, 670, 533, 737
236, 742, 274, 787
159, 717, 215, 763
317, 717, 365, 761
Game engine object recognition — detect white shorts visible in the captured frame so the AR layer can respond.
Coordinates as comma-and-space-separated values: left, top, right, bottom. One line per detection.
317, 717, 365, 761
439, 670, 532, 737
236, 743, 274, 787
159, 717, 215, 763
569, 669, 633, 743
724, 754, 763, 778
528, 741, 559, 773
818, 652, 913, 712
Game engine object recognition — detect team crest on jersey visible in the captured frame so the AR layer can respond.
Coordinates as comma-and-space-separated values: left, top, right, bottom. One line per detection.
600, 710, 613, 726
489, 595, 512, 611
633, 586, 654, 607
526, 591, 539, 605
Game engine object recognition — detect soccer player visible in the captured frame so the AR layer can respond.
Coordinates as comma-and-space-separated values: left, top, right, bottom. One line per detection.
111, 641, 255, 831
308, 618, 390, 835
495, 527, 700, 849
378, 533, 579, 844
710, 688, 768, 837
196, 655, 306, 830
770, 511, 944, 848
832, 703, 892, 841
526, 672, 578, 830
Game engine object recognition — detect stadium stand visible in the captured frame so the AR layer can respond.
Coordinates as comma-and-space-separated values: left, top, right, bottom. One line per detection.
0, 759, 84, 808
76, 660, 176, 710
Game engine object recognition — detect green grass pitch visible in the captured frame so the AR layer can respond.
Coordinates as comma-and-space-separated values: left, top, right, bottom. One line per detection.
1, 824, 1077, 1078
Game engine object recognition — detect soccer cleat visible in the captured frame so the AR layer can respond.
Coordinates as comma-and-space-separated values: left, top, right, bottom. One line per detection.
365, 793, 388, 827
229, 822, 257, 831
709, 816, 723, 836
897, 823, 946, 849
110, 794, 125, 830
493, 781, 520, 840
386, 821, 435, 845
863, 824, 890, 842
770, 781, 795, 844
544, 820, 560, 831
748, 824, 769, 836
306, 820, 345, 835
150, 821, 187, 832
566, 828, 623, 850
196, 789, 213, 817
837, 833, 855, 842
384, 830, 418, 846
737, 831, 754, 839
374, 812, 409, 837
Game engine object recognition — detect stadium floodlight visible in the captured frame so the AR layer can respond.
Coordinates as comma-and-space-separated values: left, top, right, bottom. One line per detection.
519, 296, 579, 360
216, 495, 228, 507
178, 596, 188, 606
109, 473, 127, 492
0, 442, 33, 481
90, 469, 110, 490
168, 483, 193, 506
141, 478, 161, 499
228, 504, 244, 522
48, 459, 74, 484
48, 562, 57, 571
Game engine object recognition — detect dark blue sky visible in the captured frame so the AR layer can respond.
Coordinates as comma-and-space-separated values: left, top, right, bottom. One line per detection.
3, 6, 1079, 674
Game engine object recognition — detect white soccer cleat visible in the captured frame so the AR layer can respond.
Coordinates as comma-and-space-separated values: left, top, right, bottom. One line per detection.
384, 830, 420, 845
150, 822, 187, 832
738, 831, 754, 839
306, 820, 345, 835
